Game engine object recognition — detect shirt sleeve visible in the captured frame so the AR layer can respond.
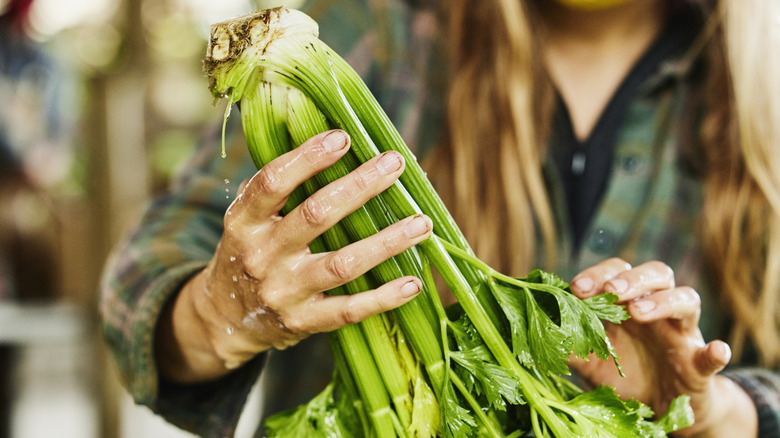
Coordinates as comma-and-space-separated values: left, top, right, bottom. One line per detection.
724, 369, 780, 437
99, 118, 261, 436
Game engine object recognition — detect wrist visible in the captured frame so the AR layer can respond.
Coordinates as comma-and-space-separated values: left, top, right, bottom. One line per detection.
189, 269, 267, 370
676, 375, 758, 438
155, 269, 263, 384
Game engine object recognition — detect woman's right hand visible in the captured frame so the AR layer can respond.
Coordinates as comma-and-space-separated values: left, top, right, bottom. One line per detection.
155, 129, 433, 383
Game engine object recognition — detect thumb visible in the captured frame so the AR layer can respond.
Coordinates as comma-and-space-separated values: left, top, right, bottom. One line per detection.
695, 340, 731, 376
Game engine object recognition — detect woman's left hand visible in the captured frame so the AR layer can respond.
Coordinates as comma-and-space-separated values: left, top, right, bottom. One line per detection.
569, 258, 758, 437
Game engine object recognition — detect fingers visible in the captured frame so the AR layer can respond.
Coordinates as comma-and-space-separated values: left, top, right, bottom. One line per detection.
627, 286, 701, 330
276, 150, 406, 249
605, 261, 675, 302
573, 259, 701, 331
571, 259, 675, 302
230, 130, 351, 220
571, 257, 631, 298
295, 277, 424, 333
304, 214, 433, 292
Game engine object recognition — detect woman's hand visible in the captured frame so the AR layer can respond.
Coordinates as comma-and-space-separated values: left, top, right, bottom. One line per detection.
155, 130, 433, 383
568, 258, 758, 437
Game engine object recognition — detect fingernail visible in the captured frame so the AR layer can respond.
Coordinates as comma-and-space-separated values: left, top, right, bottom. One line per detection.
377, 152, 402, 174
400, 280, 421, 298
573, 276, 593, 293
322, 130, 349, 152
607, 278, 628, 295
404, 215, 432, 238
632, 300, 656, 314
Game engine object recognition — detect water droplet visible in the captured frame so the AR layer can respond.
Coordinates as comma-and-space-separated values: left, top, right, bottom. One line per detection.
224, 179, 230, 184
229, 292, 236, 299
226, 327, 234, 335
232, 275, 238, 282
229, 256, 236, 262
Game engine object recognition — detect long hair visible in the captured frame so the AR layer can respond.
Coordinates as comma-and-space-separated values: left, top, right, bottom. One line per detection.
431, 0, 780, 365
700, 0, 780, 364
426, 0, 556, 276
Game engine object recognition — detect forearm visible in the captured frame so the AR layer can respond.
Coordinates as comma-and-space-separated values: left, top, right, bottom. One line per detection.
155, 269, 267, 384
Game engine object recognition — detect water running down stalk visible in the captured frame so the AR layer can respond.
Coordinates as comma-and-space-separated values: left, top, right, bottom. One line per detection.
203, 7, 694, 437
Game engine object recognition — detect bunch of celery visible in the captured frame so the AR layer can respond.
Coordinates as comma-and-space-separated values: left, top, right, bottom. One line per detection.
203, 7, 693, 437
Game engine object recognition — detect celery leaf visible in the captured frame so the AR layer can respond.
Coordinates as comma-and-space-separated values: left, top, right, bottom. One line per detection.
565, 386, 693, 438
491, 280, 571, 375
441, 385, 477, 438
450, 346, 524, 410
264, 381, 358, 438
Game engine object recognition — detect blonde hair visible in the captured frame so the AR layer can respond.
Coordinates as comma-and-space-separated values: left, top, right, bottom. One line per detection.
428, 0, 556, 276
430, 0, 780, 365
705, 0, 780, 364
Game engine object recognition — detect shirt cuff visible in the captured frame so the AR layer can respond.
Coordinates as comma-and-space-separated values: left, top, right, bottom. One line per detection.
724, 368, 780, 438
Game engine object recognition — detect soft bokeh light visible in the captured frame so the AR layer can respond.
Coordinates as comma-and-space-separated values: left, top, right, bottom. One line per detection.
171, 0, 255, 37
75, 24, 123, 70
146, 14, 205, 60
149, 64, 214, 125
4, 1, 311, 437
28, 0, 118, 39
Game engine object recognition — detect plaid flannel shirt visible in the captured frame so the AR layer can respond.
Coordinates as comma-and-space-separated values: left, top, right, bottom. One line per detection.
100, 0, 780, 436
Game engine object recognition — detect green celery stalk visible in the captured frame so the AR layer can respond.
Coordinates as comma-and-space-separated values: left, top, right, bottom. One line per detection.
285, 86, 448, 391
242, 79, 402, 436
203, 7, 695, 437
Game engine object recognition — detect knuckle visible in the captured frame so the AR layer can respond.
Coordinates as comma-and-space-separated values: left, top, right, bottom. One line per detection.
299, 196, 328, 226
373, 290, 393, 311
606, 257, 631, 269
339, 300, 363, 326
301, 141, 326, 164
327, 253, 356, 282
380, 233, 399, 255
241, 252, 263, 276
678, 286, 701, 305
643, 261, 675, 287
351, 167, 374, 192
282, 316, 306, 334
258, 289, 285, 312
644, 260, 672, 274
254, 165, 283, 195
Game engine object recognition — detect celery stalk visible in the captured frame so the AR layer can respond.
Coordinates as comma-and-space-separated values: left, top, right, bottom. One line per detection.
203, 7, 694, 437
243, 80, 402, 436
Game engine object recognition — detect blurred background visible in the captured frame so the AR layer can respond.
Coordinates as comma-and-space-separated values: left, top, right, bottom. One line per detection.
0, 0, 301, 436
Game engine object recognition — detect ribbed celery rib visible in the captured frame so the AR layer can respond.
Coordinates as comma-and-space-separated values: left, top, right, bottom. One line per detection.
204, 7, 694, 438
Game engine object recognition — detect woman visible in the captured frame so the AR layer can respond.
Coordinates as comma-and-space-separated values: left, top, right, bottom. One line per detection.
101, 0, 780, 436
